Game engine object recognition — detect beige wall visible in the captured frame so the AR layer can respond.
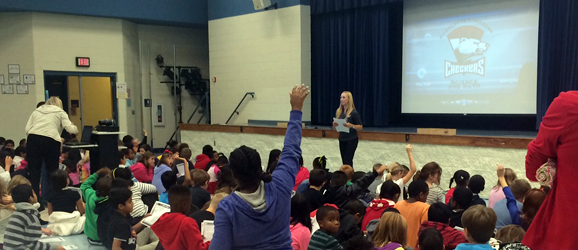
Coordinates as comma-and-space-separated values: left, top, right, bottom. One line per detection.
208, 5, 312, 125
0, 12, 209, 147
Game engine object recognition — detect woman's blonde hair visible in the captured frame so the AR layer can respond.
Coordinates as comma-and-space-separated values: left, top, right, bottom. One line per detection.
372, 212, 407, 247
385, 162, 404, 181
335, 91, 355, 118
8, 176, 32, 195
45, 97, 63, 109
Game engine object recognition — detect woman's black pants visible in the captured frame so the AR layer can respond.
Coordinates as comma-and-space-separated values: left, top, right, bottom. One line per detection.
339, 138, 358, 167
26, 134, 61, 199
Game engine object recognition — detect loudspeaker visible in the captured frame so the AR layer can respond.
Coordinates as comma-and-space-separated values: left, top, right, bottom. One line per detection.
253, 0, 272, 10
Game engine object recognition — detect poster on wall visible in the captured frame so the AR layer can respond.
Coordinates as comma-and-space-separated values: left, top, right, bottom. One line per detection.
1, 85, 14, 94
8, 75, 20, 84
0, 75, 4, 84
8, 64, 20, 74
23, 74, 35, 84
116, 82, 128, 99
16, 85, 29, 94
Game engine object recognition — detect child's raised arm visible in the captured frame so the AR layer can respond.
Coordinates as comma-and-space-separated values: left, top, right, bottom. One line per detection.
401, 144, 417, 185
175, 153, 192, 187
271, 85, 309, 192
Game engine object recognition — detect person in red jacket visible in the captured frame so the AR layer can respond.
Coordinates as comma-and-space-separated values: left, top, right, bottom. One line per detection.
419, 203, 467, 250
361, 180, 400, 231
524, 91, 578, 250
151, 185, 210, 250
194, 145, 214, 170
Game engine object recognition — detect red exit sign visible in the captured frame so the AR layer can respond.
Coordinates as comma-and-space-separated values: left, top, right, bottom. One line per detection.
76, 57, 90, 67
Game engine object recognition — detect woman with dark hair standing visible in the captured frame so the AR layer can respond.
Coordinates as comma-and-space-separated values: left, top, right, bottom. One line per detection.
210, 84, 309, 250
25, 97, 78, 199
332, 91, 362, 167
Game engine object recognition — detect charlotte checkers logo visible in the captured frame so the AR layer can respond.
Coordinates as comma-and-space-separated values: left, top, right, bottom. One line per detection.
444, 26, 490, 78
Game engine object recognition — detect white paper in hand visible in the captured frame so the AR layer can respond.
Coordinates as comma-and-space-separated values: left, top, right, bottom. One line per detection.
141, 201, 171, 227
333, 118, 349, 133
201, 220, 215, 243
176, 162, 186, 177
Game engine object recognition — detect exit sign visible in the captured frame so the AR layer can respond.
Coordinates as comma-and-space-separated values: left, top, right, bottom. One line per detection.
76, 57, 90, 67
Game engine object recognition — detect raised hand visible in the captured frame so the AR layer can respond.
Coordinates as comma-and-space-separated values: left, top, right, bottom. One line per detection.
497, 164, 505, 178
143, 129, 148, 137
289, 84, 310, 111
406, 144, 413, 154
4, 156, 12, 171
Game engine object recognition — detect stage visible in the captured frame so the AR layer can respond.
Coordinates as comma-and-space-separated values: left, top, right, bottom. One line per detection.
179, 123, 536, 197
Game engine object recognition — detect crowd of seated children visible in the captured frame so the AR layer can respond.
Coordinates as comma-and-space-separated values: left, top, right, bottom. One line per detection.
152, 151, 174, 193
207, 154, 228, 194
446, 170, 470, 204
46, 170, 85, 236
295, 155, 331, 194
469, 175, 486, 206
415, 162, 444, 205
455, 205, 497, 250
496, 165, 546, 230
290, 194, 312, 250
418, 228, 444, 250
449, 187, 473, 228
494, 179, 531, 230
190, 191, 228, 230
394, 180, 430, 248
308, 205, 343, 250
209, 84, 309, 250
419, 203, 467, 250
151, 185, 210, 250
372, 211, 408, 250
301, 169, 326, 211
190, 169, 211, 209
378, 145, 417, 203
4, 184, 66, 250
131, 151, 155, 183
324, 163, 388, 211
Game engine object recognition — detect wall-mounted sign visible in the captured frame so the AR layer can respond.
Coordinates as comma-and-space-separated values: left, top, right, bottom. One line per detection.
76, 57, 90, 67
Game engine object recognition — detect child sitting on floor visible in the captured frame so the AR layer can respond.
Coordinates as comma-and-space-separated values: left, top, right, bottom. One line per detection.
159, 155, 191, 204
418, 228, 444, 250
207, 154, 228, 194
362, 180, 400, 231
5, 184, 65, 250
190, 169, 211, 209
419, 203, 467, 250
372, 211, 408, 250
394, 180, 430, 248
46, 170, 85, 236
455, 205, 497, 250
81, 167, 112, 245
151, 185, 210, 250
308, 205, 343, 250
468, 175, 486, 206
112, 167, 158, 222
495, 225, 530, 250
446, 170, 470, 204
152, 151, 174, 193
450, 187, 473, 228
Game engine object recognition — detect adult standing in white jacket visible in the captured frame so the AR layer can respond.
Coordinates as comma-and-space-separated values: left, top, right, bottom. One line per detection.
25, 97, 78, 199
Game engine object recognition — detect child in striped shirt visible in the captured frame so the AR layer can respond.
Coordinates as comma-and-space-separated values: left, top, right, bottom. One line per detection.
308, 205, 343, 250
4, 184, 65, 250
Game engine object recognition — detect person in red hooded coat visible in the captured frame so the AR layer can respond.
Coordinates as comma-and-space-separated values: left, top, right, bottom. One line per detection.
524, 91, 578, 250
194, 145, 214, 170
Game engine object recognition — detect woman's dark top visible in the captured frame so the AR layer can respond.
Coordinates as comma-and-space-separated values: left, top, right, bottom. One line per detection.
338, 109, 362, 141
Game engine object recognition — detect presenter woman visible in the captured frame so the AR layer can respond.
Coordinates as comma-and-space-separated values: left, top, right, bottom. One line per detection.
333, 91, 362, 167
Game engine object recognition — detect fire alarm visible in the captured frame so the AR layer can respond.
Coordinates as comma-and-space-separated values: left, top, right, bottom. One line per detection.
212, 77, 217, 83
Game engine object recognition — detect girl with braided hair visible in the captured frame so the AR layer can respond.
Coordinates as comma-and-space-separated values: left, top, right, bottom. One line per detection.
210, 85, 310, 250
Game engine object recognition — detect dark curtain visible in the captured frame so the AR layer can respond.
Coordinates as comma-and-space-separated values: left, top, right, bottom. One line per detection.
536, 0, 578, 128
311, 0, 403, 126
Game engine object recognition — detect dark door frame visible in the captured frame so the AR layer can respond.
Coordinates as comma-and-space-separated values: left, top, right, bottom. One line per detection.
43, 70, 119, 126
